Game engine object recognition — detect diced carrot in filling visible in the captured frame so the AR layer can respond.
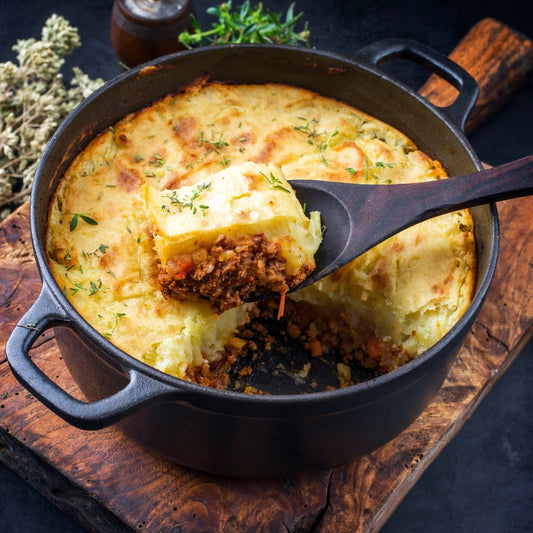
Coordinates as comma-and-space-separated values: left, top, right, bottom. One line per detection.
166, 254, 195, 279
366, 332, 388, 361
158, 232, 313, 313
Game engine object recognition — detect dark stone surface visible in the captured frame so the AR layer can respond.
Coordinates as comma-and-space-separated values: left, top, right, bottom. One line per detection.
1, 1, 532, 531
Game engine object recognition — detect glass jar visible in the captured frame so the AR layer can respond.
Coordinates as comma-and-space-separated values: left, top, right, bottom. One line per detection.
111, 0, 195, 67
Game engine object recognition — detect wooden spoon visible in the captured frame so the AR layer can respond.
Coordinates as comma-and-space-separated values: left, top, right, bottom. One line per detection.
281, 154, 533, 293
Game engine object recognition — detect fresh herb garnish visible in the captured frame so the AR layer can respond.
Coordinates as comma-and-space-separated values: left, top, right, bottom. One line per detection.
347, 159, 396, 181
198, 129, 231, 166
260, 171, 291, 193
70, 278, 103, 296
199, 130, 229, 151
178, 2, 310, 48
219, 156, 231, 167
150, 153, 165, 167
114, 312, 126, 325
293, 117, 339, 156
82, 243, 109, 260
69, 213, 98, 231
162, 182, 211, 215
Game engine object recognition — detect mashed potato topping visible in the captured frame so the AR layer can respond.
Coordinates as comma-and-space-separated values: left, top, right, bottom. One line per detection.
45, 79, 475, 383
141, 162, 321, 311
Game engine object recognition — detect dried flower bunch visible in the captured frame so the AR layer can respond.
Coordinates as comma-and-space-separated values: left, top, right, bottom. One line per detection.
0, 14, 103, 219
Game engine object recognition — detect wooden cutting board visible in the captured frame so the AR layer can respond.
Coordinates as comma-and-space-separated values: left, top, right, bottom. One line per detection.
1, 18, 532, 533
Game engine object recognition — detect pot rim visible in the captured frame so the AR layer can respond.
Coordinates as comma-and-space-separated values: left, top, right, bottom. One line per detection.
29, 42, 499, 409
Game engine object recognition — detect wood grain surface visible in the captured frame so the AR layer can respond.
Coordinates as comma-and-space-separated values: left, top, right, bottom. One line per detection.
419, 17, 533, 133
1, 18, 533, 533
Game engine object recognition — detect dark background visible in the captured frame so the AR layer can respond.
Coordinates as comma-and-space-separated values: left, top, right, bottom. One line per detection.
1, 0, 532, 531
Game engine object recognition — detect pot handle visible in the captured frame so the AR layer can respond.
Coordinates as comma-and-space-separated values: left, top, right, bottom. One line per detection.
350, 38, 479, 132
5, 286, 181, 430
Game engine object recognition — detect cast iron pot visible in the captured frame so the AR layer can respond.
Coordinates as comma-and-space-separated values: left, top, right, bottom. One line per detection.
6, 40, 498, 478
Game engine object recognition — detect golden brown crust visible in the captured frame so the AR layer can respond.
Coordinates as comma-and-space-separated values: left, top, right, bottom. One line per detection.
45, 80, 476, 384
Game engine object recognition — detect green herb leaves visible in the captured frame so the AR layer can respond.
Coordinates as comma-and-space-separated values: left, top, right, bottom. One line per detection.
162, 182, 211, 215
346, 159, 396, 182
293, 117, 339, 153
260, 171, 291, 193
292, 117, 339, 164
70, 279, 102, 296
69, 213, 98, 231
179, 1, 310, 49
198, 128, 231, 167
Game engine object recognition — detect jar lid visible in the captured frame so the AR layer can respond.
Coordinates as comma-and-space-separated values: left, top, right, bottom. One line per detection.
117, 0, 193, 26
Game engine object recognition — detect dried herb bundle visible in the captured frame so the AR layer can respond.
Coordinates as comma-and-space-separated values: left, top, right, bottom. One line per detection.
0, 14, 103, 219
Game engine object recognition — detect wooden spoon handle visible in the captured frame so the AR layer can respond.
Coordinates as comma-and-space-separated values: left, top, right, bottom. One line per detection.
291, 155, 533, 286
392, 154, 533, 220
419, 18, 533, 133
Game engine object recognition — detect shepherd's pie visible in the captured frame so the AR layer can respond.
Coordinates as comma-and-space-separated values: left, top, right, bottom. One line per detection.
45, 79, 476, 384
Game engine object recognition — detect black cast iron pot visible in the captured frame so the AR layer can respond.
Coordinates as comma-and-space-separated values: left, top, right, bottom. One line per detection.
5, 40, 499, 478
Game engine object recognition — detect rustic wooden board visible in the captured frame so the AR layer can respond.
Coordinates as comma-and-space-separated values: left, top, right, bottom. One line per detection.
1, 196, 532, 533
1, 17, 532, 533
419, 17, 533, 133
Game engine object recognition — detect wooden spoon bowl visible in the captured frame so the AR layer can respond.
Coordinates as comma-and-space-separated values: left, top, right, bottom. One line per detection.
284, 154, 533, 293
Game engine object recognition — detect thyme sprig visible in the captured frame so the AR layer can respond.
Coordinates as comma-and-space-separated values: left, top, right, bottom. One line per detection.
69, 213, 98, 231
347, 159, 396, 182
70, 278, 103, 296
199, 130, 229, 151
293, 117, 339, 153
178, 1, 310, 48
260, 171, 291, 193
82, 243, 108, 260
0, 15, 103, 219
162, 182, 211, 215
198, 128, 231, 167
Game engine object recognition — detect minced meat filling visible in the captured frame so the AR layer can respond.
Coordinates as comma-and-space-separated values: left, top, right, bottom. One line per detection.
157, 232, 313, 312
